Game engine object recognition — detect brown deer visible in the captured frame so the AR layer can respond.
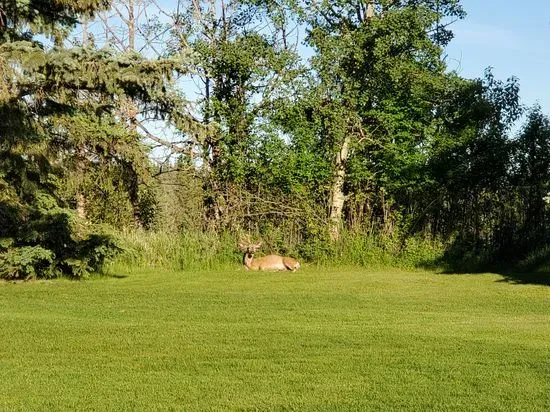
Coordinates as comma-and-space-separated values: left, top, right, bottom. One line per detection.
238, 241, 300, 271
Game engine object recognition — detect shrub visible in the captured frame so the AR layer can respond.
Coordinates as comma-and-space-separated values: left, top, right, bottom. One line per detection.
0, 200, 123, 280
0, 246, 55, 280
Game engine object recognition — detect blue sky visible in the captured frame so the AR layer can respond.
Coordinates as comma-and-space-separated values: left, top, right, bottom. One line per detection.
445, 0, 550, 121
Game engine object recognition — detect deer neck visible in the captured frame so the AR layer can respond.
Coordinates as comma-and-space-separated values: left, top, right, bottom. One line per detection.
243, 252, 255, 269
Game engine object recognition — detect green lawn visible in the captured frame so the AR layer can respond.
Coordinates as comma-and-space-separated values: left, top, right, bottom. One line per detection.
0, 267, 549, 411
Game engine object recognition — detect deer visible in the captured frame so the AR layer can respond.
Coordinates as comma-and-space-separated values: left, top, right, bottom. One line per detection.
238, 240, 300, 271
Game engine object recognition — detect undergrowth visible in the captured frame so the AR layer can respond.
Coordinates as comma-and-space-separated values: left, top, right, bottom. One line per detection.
113, 229, 446, 271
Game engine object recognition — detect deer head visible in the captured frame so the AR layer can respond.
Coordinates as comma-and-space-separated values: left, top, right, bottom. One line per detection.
238, 240, 262, 255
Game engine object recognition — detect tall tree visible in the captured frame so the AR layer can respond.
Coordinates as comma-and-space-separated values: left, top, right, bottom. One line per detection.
425, 69, 522, 267
165, 0, 302, 228
512, 106, 550, 251
0, 0, 188, 277
302, 0, 465, 240
0, 0, 110, 278
66, 0, 162, 227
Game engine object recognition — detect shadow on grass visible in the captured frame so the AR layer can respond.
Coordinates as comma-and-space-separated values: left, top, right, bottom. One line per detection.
427, 266, 550, 286
494, 271, 550, 286
419, 254, 550, 286
421, 238, 550, 286
100, 273, 129, 279
92, 271, 129, 280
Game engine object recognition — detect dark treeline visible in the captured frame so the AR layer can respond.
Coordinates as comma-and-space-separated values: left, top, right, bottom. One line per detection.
2, 0, 550, 279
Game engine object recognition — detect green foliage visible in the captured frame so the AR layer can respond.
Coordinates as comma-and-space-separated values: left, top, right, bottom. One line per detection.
515, 244, 550, 280
300, 230, 445, 270
3, 0, 550, 274
168, 0, 304, 228
77, 233, 123, 271
295, 0, 469, 241
1, 0, 194, 279
512, 106, 550, 248
0, 246, 55, 280
152, 163, 205, 232
0, 0, 111, 43
113, 226, 445, 272
0, 195, 122, 279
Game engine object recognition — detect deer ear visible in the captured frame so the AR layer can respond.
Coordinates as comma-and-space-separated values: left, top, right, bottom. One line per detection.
238, 242, 247, 250
254, 241, 263, 248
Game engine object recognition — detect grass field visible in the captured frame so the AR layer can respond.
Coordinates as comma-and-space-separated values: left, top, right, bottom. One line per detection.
0, 266, 549, 411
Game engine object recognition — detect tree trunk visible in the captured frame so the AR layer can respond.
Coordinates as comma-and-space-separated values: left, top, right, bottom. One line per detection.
329, 134, 351, 241
122, 160, 143, 228
127, 0, 135, 50
75, 145, 87, 221
366, 2, 375, 19
76, 192, 87, 220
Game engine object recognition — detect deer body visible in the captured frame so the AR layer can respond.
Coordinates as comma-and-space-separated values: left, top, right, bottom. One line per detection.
240, 241, 300, 271
243, 253, 300, 271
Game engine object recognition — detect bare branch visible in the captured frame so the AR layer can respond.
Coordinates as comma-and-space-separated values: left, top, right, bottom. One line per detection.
99, 11, 126, 50
136, 120, 189, 154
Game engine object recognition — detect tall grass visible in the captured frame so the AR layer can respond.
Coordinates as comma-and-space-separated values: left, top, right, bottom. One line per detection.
114, 230, 241, 271
314, 231, 445, 269
113, 228, 445, 271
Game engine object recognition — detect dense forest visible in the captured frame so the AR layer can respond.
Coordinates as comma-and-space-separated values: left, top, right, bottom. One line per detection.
2, 0, 550, 279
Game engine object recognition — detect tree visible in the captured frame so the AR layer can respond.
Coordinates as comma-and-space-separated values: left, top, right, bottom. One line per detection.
0, 0, 188, 278
164, 0, 302, 228
512, 106, 550, 251
63, 0, 172, 227
301, 0, 465, 240
425, 69, 522, 268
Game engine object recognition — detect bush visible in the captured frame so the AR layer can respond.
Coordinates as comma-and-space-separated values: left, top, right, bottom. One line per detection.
515, 244, 550, 273
0, 246, 55, 280
0, 201, 123, 280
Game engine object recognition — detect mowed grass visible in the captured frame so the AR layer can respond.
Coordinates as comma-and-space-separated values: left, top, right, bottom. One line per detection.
0, 267, 549, 411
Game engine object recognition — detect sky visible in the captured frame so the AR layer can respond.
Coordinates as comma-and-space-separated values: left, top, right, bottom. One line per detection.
444, 0, 550, 123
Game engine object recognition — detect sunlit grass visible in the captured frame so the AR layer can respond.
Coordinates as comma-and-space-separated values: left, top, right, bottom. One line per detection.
0, 267, 548, 410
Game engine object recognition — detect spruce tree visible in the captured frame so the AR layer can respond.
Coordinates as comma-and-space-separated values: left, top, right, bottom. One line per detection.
0, 0, 186, 278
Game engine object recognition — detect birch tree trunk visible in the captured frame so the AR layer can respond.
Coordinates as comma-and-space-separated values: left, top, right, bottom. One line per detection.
76, 191, 87, 220
328, 134, 351, 241
326, 3, 378, 241
76, 24, 89, 221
